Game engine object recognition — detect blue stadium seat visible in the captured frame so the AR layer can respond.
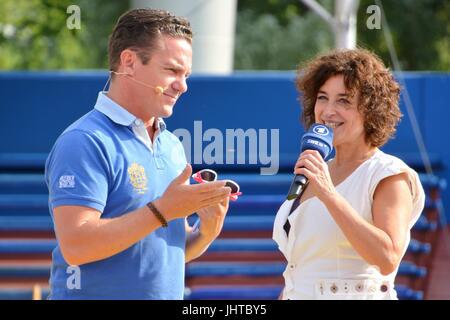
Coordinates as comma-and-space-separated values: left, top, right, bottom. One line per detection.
222, 215, 274, 231
220, 173, 291, 195
398, 261, 427, 278
418, 173, 447, 192
407, 239, 431, 255
413, 215, 438, 232
0, 153, 47, 172
0, 287, 50, 300
424, 196, 437, 210
186, 262, 285, 277
395, 284, 424, 300
0, 265, 50, 278
0, 194, 48, 215
0, 239, 56, 254
228, 195, 284, 215
0, 216, 53, 232
0, 174, 47, 194
208, 238, 277, 252
185, 285, 281, 300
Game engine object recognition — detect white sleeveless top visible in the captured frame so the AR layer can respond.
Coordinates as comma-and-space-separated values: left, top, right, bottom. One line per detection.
272, 150, 425, 300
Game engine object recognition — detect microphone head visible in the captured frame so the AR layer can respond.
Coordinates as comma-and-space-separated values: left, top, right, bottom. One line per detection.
154, 86, 164, 95
301, 123, 334, 160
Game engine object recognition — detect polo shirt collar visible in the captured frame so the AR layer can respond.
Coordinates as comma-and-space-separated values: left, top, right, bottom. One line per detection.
94, 91, 166, 132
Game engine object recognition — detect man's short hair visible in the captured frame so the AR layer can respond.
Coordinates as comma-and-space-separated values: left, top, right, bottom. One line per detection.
108, 8, 193, 71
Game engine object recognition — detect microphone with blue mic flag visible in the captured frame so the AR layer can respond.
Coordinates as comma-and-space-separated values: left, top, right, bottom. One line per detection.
286, 123, 334, 200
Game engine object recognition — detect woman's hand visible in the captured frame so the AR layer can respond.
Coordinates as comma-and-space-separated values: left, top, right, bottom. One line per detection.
294, 150, 337, 202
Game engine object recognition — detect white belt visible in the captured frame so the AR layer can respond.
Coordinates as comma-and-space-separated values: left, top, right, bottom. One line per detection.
314, 279, 395, 300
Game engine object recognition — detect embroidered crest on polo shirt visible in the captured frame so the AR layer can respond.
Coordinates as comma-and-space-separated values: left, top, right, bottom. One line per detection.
127, 162, 148, 194
59, 175, 75, 188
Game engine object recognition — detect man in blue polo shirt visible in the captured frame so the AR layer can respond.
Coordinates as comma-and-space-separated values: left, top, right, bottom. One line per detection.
45, 8, 231, 299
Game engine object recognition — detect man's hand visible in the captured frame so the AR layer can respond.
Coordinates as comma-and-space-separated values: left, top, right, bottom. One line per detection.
196, 196, 230, 240
153, 164, 231, 221
185, 196, 230, 262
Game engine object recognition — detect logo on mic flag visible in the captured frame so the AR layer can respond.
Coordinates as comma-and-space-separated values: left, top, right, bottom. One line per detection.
312, 125, 329, 136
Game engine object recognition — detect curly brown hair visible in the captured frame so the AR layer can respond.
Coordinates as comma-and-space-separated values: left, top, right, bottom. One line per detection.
296, 48, 402, 148
108, 8, 193, 72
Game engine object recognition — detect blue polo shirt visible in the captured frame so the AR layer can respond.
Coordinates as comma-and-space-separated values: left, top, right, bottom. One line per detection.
45, 92, 188, 299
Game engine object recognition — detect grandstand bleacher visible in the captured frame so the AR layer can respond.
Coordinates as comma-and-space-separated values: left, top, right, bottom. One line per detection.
0, 154, 445, 300
0, 72, 448, 300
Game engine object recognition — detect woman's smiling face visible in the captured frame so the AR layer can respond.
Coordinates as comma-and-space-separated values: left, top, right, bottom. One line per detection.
314, 74, 366, 148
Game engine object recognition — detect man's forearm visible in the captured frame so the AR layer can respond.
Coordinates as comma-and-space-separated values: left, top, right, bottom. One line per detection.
58, 205, 165, 266
185, 228, 215, 263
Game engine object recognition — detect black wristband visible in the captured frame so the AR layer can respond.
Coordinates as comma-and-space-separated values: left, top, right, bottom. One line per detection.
147, 201, 168, 228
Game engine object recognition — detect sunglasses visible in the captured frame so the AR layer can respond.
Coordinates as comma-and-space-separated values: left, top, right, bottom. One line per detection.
192, 169, 242, 201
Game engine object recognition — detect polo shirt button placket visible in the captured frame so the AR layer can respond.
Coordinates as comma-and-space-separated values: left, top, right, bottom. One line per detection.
153, 140, 165, 170
155, 154, 164, 169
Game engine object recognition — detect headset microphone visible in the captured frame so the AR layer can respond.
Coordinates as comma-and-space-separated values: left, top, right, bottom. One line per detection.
110, 71, 165, 95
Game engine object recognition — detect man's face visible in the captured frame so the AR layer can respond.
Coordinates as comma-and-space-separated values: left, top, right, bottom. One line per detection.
130, 35, 192, 119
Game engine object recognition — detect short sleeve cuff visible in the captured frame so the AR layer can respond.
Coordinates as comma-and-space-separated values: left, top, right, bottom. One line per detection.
50, 197, 105, 213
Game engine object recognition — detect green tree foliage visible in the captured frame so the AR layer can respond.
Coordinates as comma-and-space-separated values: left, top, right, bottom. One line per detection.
357, 0, 450, 71
0, 0, 129, 70
234, 9, 333, 70
235, 0, 450, 71
234, 0, 334, 70
0, 1, 448, 71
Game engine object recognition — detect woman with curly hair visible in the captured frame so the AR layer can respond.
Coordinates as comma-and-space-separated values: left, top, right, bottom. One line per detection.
272, 49, 425, 300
